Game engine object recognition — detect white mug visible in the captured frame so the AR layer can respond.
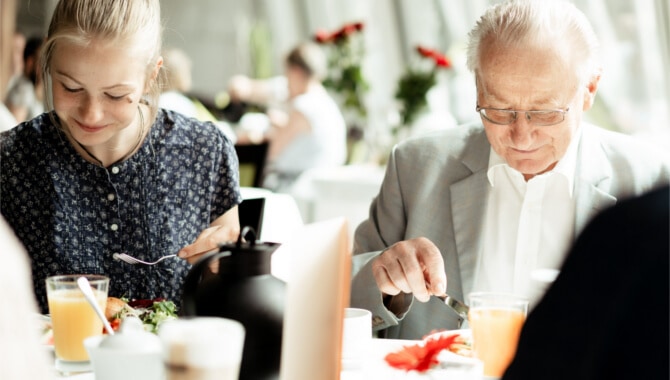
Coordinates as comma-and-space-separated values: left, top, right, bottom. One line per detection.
341, 308, 372, 369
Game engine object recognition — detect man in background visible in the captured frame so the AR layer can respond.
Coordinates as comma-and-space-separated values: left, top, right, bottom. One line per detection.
4, 36, 44, 123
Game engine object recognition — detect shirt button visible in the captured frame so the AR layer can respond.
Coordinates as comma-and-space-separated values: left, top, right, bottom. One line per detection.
107, 193, 115, 201
110, 223, 119, 231
111, 166, 120, 174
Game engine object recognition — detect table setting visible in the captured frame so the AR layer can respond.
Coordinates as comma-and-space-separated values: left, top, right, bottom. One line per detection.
41, 222, 532, 380
44, 290, 527, 380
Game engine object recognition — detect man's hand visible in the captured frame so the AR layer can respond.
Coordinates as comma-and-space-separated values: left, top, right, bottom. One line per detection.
371, 237, 447, 302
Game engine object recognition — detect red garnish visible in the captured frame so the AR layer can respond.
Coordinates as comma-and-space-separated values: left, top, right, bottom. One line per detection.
384, 332, 460, 372
108, 318, 122, 333
128, 298, 164, 309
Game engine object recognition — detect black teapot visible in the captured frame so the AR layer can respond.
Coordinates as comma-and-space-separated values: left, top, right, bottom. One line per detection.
181, 227, 285, 380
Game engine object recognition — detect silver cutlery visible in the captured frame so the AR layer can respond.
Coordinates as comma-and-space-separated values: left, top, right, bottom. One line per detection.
113, 252, 177, 266
77, 276, 115, 335
435, 294, 470, 320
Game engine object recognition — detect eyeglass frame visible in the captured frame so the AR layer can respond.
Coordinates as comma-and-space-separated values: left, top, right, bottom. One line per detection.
475, 104, 571, 126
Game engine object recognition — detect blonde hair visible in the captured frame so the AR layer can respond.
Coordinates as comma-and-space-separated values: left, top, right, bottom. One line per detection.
466, 0, 600, 86
40, 0, 164, 123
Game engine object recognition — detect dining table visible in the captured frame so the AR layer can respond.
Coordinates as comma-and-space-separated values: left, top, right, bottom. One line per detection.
53, 336, 484, 379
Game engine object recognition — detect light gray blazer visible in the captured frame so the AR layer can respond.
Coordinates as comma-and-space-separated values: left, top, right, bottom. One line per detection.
350, 122, 670, 340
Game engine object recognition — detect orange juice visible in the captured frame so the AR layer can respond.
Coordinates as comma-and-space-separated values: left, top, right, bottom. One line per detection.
48, 288, 107, 361
469, 307, 526, 377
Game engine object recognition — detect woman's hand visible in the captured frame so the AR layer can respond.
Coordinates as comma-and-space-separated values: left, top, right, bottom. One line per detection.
178, 206, 240, 266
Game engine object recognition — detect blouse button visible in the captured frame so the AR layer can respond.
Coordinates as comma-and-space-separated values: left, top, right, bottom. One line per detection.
107, 193, 115, 201
111, 166, 120, 174
110, 223, 119, 231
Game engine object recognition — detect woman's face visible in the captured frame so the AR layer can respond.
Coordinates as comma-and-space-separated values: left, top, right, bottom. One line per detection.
285, 64, 309, 98
50, 38, 153, 154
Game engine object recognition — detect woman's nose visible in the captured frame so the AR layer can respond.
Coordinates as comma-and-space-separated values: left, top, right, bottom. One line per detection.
79, 95, 104, 124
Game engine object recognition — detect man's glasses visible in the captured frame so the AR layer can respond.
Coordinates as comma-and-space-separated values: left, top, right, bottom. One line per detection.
476, 105, 570, 126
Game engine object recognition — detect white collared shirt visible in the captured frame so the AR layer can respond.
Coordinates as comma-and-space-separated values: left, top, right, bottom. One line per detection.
472, 131, 580, 308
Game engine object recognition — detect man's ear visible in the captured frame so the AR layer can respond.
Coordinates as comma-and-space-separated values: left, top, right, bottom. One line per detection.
582, 67, 602, 111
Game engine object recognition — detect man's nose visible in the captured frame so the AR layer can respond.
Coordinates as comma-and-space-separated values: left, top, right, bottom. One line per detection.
509, 113, 535, 148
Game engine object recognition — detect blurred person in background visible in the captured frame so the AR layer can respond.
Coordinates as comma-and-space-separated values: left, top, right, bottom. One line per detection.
228, 42, 347, 192
7, 31, 26, 88
159, 47, 199, 119
160, 47, 236, 141
4, 36, 45, 123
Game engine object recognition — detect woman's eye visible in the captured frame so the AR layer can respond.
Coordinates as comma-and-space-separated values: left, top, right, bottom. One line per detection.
106, 94, 126, 101
62, 84, 81, 93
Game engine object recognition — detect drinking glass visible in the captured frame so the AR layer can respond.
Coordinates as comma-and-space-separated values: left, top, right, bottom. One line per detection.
160, 317, 246, 380
468, 292, 528, 378
46, 274, 109, 363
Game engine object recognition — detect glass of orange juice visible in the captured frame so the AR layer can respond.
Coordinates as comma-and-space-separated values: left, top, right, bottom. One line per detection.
46, 275, 109, 364
468, 292, 528, 378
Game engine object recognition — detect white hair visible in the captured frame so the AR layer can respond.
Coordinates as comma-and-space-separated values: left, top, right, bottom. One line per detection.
466, 0, 601, 85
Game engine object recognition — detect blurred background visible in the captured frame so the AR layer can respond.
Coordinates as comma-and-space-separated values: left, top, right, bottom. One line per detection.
4, 0, 669, 150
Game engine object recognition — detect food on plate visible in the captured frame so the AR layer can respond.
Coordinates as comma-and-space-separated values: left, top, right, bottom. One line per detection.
105, 296, 131, 320
105, 297, 178, 334
39, 297, 178, 344
36, 315, 54, 346
446, 334, 472, 357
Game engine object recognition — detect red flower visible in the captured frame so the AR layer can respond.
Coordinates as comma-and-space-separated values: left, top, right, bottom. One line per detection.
435, 55, 452, 68
384, 332, 460, 372
416, 45, 452, 69
416, 46, 438, 58
314, 21, 365, 44
314, 29, 334, 43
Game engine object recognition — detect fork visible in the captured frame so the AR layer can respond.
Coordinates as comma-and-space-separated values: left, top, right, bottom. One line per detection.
112, 252, 177, 266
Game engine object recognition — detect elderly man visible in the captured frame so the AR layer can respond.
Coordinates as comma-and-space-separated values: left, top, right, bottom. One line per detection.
350, 0, 670, 340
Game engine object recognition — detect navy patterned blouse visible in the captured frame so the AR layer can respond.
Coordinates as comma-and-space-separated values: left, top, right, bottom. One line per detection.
1, 109, 242, 313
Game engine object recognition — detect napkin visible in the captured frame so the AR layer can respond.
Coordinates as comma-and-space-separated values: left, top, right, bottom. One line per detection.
279, 217, 351, 380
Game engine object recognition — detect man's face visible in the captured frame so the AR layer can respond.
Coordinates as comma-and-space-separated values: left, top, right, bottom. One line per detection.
476, 41, 598, 180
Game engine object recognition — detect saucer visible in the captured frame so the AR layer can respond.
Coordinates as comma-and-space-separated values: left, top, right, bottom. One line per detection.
55, 358, 92, 375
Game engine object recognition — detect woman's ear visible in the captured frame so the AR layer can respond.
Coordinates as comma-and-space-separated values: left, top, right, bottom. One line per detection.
582, 67, 602, 111
152, 56, 163, 80
145, 56, 163, 92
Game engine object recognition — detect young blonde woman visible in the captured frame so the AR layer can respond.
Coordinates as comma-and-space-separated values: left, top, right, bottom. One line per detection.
0, 0, 241, 313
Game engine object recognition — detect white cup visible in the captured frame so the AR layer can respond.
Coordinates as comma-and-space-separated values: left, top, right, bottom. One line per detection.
159, 317, 245, 380
341, 307, 372, 369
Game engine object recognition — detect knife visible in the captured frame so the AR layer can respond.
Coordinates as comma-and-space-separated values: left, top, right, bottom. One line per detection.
435, 294, 470, 321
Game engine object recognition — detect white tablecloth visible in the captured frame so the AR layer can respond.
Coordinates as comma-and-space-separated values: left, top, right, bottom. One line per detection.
56, 338, 483, 379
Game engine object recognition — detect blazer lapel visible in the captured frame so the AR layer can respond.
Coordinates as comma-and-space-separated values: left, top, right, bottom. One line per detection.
574, 126, 617, 234
450, 131, 490, 299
